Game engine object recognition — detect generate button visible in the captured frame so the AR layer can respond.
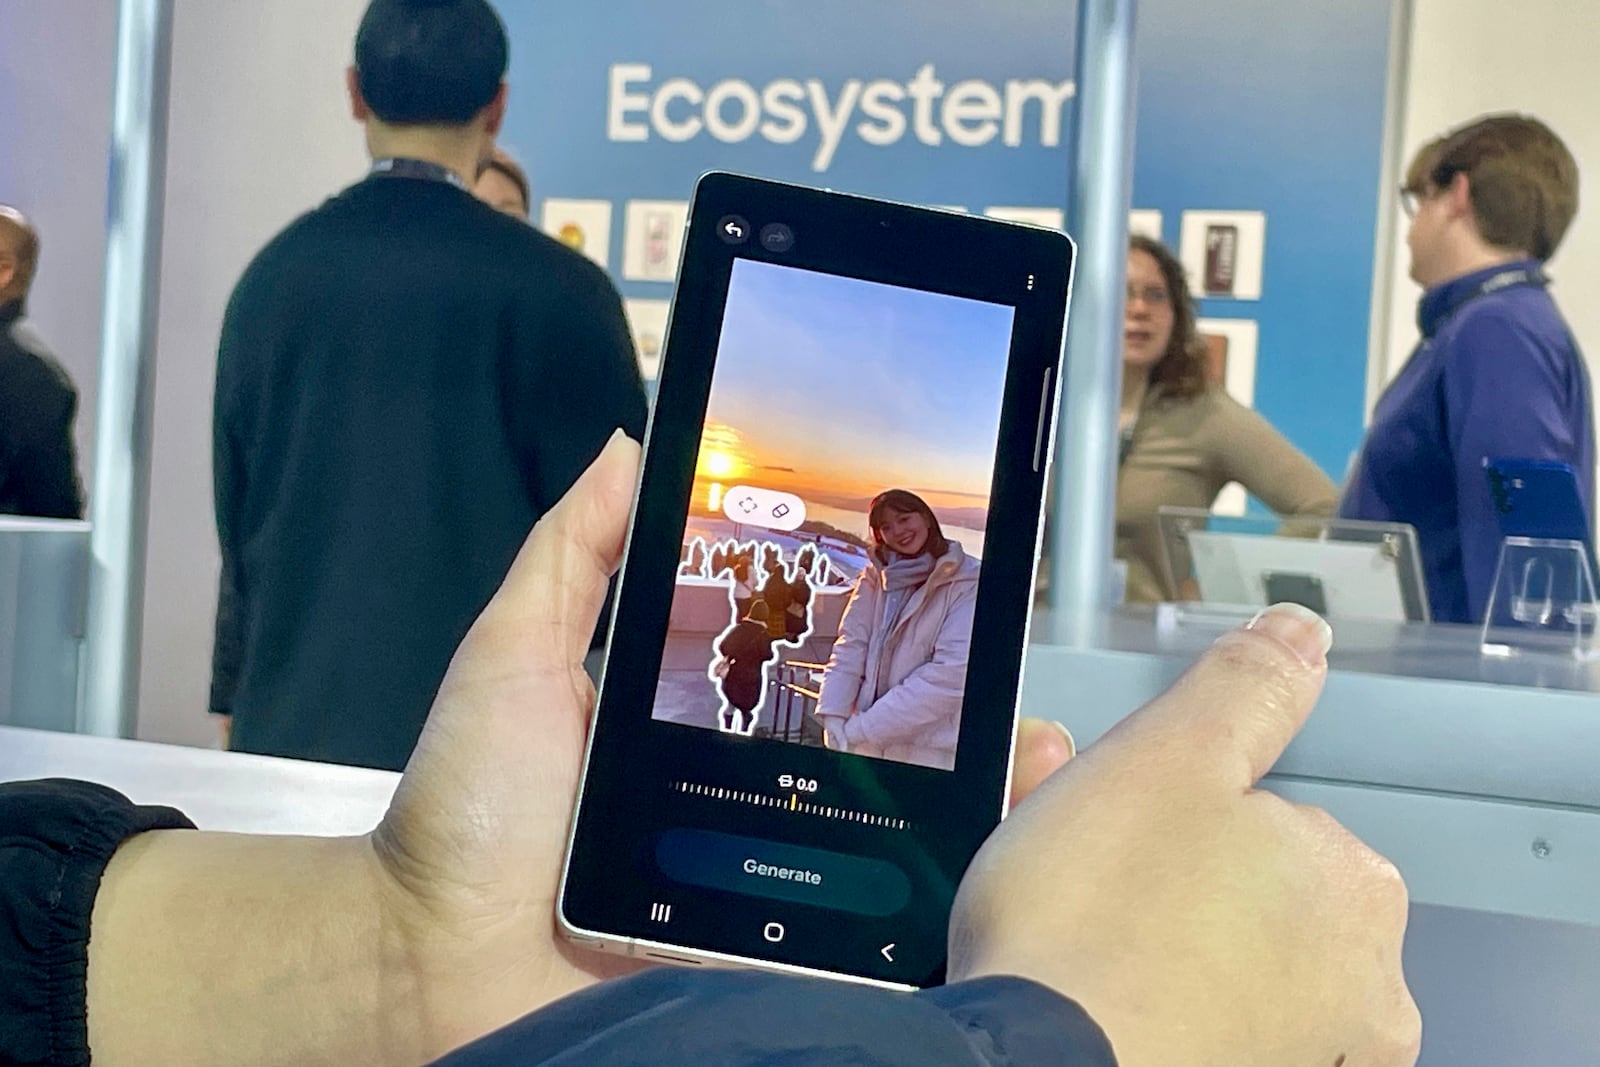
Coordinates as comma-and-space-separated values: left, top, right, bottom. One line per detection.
655, 829, 911, 918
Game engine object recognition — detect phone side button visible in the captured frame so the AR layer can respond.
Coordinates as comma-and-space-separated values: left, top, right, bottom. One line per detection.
1033, 367, 1054, 473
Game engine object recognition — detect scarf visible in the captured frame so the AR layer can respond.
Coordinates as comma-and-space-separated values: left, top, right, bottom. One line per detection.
860, 551, 940, 706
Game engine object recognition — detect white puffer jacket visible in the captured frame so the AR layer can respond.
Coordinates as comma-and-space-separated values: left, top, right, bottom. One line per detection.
814, 544, 980, 771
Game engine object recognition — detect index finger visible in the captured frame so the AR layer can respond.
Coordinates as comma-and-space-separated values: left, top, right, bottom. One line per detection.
1092, 603, 1332, 791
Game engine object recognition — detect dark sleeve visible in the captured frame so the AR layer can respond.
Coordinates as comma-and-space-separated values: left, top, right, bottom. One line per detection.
3, 363, 85, 520
428, 968, 1117, 1067
1443, 310, 1592, 621
718, 625, 753, 663
0, 779, 194, 1067
503, 260, 648, 517
209, 277, 253, 715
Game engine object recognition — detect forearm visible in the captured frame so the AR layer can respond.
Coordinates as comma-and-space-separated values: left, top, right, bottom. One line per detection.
87, 831, 432, 1067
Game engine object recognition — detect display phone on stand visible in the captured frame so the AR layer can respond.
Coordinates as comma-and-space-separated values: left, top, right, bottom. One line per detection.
1484, 457, 1600, 585
560, 172, 1074, 989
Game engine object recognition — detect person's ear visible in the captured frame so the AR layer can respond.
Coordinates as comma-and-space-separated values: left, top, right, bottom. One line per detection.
346, 66, 371, 122
1446, 171, 1475, 221
0, 252, 15, 297
481, 84, 508, 139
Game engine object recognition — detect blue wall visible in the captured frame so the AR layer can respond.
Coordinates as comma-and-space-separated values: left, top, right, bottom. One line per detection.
496, 0, 1393, 485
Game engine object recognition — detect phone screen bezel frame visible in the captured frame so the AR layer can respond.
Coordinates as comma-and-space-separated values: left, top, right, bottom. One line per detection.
560, 172, 1075, 988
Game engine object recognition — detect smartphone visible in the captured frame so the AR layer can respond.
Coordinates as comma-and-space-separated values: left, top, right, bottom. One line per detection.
1484, 457, 1599, 584
1203, 223, 1237, 295
560, 172, 1075, 989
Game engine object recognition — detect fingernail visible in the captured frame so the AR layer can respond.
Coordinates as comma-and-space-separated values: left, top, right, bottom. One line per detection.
1246, 602, 1333, 667
1051, 720, 1077, 759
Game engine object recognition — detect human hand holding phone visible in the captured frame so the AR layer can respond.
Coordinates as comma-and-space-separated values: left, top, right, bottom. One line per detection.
362, 434, 1075, 1057
949, 604, 1421, 1066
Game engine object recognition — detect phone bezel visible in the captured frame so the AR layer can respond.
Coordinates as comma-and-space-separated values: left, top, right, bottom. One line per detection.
560, 172, 1075, 989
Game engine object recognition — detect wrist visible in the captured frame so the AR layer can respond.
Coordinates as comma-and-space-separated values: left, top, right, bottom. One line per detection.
88, 830, 430, 1067
364, 829, 551, 1062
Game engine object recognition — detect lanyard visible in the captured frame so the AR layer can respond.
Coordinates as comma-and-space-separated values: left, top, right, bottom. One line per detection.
369, 157, 469, 191
1118, 423, 1137, 467
1434, 265, 1548, 326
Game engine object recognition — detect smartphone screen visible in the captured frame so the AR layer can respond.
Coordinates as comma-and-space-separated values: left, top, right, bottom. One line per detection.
562, 173, 1073, 989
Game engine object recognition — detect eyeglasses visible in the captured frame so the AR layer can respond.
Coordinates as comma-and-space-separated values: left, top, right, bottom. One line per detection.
1126, 285, 1170, 308
1398, 185, 1424, 218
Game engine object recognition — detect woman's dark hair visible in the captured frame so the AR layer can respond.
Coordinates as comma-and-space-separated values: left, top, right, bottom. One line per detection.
354, 0, 508, 125
745, 600, 770, 623
868, 490, 950, 563
476, 153, 530, 212
1128, 234, 1208, 399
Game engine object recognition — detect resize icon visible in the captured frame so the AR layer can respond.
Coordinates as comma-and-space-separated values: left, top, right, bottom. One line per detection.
651, 902, 673, 923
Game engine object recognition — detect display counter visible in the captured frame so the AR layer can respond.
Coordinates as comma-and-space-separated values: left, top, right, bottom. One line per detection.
3, 628, 1597, 1067
0, 725, 396, 835
1025, 607, 1600, 928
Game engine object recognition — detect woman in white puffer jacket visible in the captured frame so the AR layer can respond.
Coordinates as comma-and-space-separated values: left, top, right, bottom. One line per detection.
814, 489, 980, 771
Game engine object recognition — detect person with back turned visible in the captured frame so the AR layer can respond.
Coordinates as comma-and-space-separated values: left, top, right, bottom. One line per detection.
0, 206, 85, 520
210, 0, 647, 769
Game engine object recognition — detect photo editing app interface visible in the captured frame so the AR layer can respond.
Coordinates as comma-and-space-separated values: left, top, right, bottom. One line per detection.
629, 256, 1017, 979
655, 258, 1013, 772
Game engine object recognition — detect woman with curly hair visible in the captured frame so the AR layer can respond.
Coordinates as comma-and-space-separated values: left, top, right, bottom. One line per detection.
1117, 235, 1338, 602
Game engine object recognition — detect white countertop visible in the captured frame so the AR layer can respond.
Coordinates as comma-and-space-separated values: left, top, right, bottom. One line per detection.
0, 725, 398, 835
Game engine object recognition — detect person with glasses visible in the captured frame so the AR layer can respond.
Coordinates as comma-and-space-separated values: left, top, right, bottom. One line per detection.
1116, 235, 1338, 603
1342, 114, 1592, 624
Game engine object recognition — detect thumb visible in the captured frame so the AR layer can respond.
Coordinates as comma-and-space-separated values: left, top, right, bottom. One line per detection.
474, 431, 641, 667
1090, 603, 1332, 792
1008, 718, 1075, 808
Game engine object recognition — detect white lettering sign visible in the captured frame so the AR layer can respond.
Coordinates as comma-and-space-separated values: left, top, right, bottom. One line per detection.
606, 63, 1076, 172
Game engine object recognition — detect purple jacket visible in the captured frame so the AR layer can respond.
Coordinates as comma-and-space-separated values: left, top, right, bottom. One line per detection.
1341, 261, 1594, 623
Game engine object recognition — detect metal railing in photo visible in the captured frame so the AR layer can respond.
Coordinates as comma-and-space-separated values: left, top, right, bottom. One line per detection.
770, 660, 827, 744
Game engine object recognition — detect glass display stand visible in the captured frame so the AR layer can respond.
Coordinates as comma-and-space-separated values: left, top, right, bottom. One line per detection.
1480, 537, 1600, 661
1154, 507, 1430, 625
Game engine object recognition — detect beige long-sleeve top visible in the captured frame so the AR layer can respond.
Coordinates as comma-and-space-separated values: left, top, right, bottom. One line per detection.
1116, 386, 1340, 603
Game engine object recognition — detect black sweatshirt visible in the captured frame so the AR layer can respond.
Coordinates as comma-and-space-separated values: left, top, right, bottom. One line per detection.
0, 301, 85, 520
211, 174, 647, 770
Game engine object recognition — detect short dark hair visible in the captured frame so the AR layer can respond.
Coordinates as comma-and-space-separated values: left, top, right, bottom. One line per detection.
868, 490, 951, 563
1128, 234, 1208, 399
1405, 114, 1579, 261
354, 0, 508, 125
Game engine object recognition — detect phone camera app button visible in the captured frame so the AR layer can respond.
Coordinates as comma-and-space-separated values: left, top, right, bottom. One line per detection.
763, 922, 786, 943
718, 216, 751, 244
759, 223, 795, 252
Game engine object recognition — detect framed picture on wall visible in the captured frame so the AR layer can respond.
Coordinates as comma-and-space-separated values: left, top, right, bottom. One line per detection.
1179, 210, 1266, 300
622, 200, 689, 282
1195, 317, 1260, 516
539, 198, 613, 269
623, 297, 670, 379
